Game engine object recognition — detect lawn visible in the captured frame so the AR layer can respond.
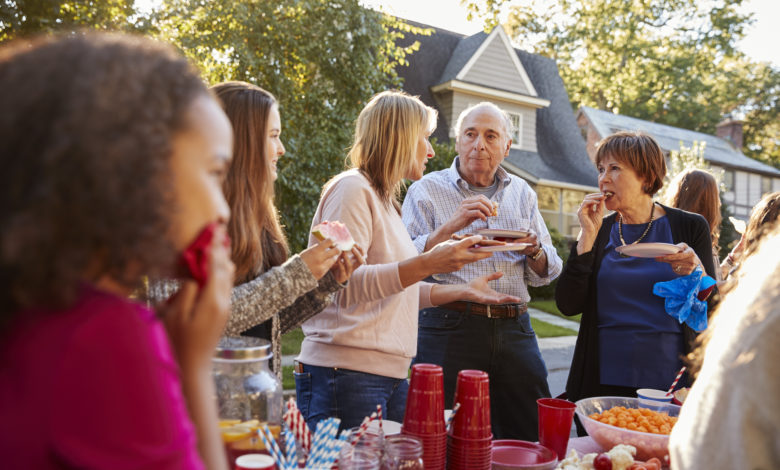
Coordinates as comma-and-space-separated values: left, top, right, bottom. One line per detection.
529, 299, 581, 323
280, 316, 576, 389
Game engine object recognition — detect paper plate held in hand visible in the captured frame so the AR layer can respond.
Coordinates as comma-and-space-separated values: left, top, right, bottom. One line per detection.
477, 229, 531, 239
615, 242, 681, 258
471, 243, 531, 252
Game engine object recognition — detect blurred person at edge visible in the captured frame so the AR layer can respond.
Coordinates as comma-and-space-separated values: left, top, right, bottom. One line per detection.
719, 191, 780, 281
296, 91, 521, 431
665, 169, 731, 281
149, 81, 362, 378
669, 221, 780, 469
0, 34, 234, 469
403, 102, 563, 441
555, 132, 717, 418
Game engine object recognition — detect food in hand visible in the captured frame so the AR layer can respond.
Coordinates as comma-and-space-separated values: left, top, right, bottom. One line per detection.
490, 201, 499, 216
588, 406, 677, 435
312, 220, 356, 251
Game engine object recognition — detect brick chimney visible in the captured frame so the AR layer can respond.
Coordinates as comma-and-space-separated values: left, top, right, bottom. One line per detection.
716, 119, 743, 150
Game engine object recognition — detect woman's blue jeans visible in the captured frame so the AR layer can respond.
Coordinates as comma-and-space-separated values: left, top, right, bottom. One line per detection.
294, 363, 409, 432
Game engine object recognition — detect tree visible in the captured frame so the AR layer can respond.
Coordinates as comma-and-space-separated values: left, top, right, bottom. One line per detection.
461, 0, 780, 168
155, 0, 430, 251
1, 0, 141, 41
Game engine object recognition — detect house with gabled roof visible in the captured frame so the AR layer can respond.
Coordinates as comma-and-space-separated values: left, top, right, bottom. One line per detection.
396, 23, 598, 238
578, 106, 780, 219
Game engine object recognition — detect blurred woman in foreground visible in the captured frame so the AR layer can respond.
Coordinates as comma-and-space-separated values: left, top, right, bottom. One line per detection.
670, 222, 780, 469
0, 34, 233, 469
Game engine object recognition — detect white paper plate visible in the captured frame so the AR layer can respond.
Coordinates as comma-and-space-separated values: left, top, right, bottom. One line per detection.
615, 242, 681, 258
471, 243, 531, 252
476, 229, 531, 239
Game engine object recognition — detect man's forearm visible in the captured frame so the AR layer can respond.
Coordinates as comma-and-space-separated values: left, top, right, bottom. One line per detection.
527, 248, 548, 277
423, 224, 454, 252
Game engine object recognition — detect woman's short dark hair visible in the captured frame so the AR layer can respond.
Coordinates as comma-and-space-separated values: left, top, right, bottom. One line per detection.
0, 33, 208, 316
595, 131, 667, 195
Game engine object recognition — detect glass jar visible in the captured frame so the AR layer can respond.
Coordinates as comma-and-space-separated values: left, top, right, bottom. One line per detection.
213, 337, 283, 467
381, 435, 424, 470
338, 427, 384, 470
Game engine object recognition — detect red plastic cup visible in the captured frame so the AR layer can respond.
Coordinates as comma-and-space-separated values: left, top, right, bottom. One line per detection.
403, 364, 445, 434
235, 453, 276, 470
537, 398, 576, 460
450, 370, 491, 439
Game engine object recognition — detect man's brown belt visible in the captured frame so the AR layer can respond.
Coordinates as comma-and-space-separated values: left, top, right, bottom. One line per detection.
439, 301, 527, 319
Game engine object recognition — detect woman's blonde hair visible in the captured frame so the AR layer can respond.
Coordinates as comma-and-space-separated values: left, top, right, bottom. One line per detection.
347, 90, 437, 210
211, 81, 289, 284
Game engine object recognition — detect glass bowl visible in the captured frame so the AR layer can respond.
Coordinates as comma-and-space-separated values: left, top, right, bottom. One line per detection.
575, 396, 680, 461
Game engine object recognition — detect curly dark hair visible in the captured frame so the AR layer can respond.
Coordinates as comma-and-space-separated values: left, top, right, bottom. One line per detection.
0, 32, 209, 319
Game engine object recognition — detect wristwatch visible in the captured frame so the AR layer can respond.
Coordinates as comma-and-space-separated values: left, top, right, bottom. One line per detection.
530, 243, 544, 261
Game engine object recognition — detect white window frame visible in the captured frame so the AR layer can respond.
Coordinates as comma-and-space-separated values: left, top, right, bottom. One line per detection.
508, 111, 522, 149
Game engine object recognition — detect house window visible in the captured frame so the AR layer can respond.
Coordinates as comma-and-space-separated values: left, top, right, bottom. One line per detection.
723, 170, 735, 191
508, 112, 522, 148
762, 176, 772, 195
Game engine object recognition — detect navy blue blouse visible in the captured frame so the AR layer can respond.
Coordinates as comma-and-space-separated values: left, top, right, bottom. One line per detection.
596, 215, 685, 389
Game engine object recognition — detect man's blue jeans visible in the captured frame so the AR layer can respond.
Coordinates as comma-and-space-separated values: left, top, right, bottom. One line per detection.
294, 363, 409, 432
415, 306, 551, 440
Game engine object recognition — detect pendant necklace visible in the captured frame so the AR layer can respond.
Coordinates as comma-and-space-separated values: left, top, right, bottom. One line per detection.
618, 203, 655, 257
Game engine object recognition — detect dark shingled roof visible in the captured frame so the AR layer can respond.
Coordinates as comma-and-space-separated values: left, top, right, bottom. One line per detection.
580, 106, 780, 177
395, 20, 598, 188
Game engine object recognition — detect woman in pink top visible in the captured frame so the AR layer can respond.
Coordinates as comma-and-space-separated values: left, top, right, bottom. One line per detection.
0, 34, 235, 469
296, 90, 521, 429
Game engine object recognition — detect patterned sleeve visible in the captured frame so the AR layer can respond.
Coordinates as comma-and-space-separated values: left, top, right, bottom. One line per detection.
224, 255, 319, 336
402, 181, 436, 254
276, 272, 343, 335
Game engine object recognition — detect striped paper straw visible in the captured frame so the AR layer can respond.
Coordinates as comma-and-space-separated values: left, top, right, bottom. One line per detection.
349, 411, 377, 446
285, 430, 297, 470
262, 424, 288, 469
446, 402, 461, 432
257, 426, 286, 469
309, 418, 336, 467
666, 366, 687, 396
376, 404, 383, 434
317, 428, 347, 469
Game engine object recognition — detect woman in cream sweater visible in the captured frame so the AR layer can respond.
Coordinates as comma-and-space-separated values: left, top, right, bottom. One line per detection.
295, 90, 520, 429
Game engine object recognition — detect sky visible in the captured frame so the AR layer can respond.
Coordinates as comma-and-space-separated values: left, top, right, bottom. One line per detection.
134, 0, 779, 67
358, 0, 780, 68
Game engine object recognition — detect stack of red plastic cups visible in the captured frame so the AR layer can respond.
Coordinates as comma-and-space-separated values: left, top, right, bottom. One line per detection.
446, 370, 492, 470
401, 363, 447, 470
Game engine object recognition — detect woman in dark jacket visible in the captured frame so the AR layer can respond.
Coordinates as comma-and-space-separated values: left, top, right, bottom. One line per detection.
556, 132, 716, 404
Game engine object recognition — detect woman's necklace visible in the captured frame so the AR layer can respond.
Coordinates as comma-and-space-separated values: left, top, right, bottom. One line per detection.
618, 203, 655, 255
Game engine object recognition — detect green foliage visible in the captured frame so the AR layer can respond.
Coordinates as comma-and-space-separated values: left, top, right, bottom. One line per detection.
155, 0, 431, 252
1, 0, 142, 41
461, 0, 780, 169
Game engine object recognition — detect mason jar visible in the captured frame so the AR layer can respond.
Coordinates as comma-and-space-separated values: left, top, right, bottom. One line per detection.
213, 337, 283, 467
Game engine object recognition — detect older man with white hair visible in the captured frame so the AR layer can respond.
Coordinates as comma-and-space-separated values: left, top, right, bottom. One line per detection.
402, 102, 562, 440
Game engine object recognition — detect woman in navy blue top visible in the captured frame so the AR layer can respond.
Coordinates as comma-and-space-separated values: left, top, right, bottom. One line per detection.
556, 131, 716, 404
